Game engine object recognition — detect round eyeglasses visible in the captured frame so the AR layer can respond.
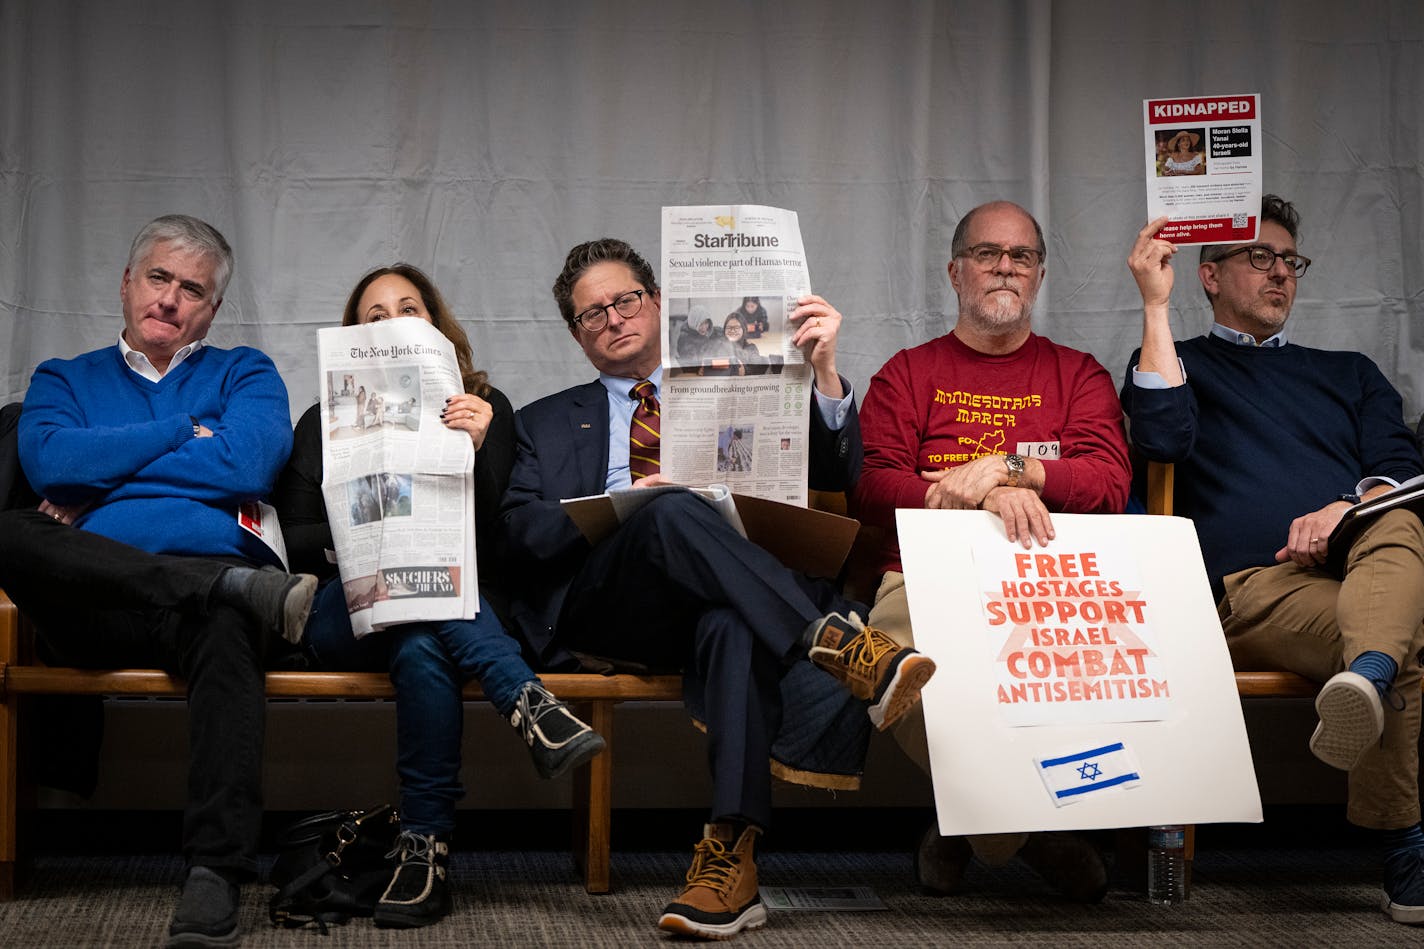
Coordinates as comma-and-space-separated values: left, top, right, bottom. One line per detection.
1213, 245, 1311, 278
573, 289, 645, 332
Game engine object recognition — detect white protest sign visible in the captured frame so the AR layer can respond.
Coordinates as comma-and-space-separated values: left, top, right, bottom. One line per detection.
1143, 92, 1262, 245
898, 510, 1261, 834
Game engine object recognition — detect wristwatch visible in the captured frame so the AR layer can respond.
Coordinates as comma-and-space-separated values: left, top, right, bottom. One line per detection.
1336, 493, 1360, 505
1004, 453, 1026, 488
190, 415, 202, 437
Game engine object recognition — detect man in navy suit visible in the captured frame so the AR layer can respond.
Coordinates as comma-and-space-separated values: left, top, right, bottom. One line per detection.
499, 238, 934, 940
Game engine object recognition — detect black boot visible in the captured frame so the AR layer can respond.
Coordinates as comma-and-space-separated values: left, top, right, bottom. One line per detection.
373, 831, 452, 928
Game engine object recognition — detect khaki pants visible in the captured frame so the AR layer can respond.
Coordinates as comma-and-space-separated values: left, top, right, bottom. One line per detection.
1220, 508, 1424, 829
869, 570, 1027, 864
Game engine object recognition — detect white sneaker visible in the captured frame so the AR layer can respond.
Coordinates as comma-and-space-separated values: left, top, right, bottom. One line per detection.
1309, 670, 1384, 770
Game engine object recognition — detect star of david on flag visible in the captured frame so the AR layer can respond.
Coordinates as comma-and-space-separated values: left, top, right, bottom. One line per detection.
1035, 741, 1142, 807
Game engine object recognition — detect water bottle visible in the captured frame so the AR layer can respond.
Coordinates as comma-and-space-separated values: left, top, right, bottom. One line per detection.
1147, 824, 1187, 904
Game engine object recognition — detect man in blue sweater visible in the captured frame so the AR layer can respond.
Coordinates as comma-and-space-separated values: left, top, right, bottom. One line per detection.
0, 215, 315, 948
1123, 195, 1424, 924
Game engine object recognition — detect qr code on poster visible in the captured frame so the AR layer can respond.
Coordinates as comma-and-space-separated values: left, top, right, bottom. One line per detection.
1232, 212, 1247, 228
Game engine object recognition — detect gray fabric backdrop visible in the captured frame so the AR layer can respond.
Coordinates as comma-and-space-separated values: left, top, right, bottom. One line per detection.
3, 1, 1421, 425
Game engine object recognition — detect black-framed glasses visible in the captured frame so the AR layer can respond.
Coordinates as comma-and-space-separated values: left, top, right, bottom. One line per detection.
959, 243, 1044, 271
573, 289, 645, 332
1213, 245, 1311, 278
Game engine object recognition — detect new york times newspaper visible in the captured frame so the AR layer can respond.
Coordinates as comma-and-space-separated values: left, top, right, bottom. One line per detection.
660, 204, 813, 506
317, 319, 478, 637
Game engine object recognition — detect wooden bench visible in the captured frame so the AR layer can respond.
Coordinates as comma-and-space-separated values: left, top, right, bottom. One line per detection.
0, 587, 682, 899
0, 472, 1328, 901
0, 488, 865, 901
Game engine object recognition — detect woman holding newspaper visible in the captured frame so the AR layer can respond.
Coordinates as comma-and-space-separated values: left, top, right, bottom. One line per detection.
273, 264, 605, 929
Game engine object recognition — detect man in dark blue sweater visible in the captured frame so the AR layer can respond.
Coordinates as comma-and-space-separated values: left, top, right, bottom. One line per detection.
0, 215, 315, 948
1122, 195, 1424, 925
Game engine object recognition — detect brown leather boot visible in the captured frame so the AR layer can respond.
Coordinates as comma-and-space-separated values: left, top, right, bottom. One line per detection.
807, 612, 936, 730
657, 823, 766, 939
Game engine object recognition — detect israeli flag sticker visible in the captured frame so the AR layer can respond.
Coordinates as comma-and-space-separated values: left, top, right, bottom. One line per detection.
1035, 741, 1142, 807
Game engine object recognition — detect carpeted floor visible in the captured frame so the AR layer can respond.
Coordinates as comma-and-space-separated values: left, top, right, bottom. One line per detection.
0, 841, 1403, 948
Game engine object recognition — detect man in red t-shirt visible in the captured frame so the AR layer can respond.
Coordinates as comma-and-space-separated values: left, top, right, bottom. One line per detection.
854, 200, 1132, 901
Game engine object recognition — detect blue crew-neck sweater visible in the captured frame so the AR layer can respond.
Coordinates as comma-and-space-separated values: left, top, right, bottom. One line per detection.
19, 344, 293, 564
1122, 334, 1421, 599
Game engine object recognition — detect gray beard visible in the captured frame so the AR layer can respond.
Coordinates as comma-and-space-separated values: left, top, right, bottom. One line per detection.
963, 285, 1037, 335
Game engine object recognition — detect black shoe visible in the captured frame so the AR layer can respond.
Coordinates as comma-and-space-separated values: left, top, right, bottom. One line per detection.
509, 681, 607, 779
914, 824, 973, 896
373, 831, 452, 929
1383, 845, 1424, 924
1018, 831, 1108, 903
166, 866, 240, 948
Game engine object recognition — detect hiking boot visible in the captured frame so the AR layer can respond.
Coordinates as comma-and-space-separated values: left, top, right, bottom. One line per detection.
915, 824, 973, 895
166, 865, 240, 948
509, 681, 607, 779
1310, 670, 1385, 771
1383, 844, 1424, 924
373, 831, 451, 928
1018, 831, 1108, 903
806, 612, 936, 730
658, 823, 766, 939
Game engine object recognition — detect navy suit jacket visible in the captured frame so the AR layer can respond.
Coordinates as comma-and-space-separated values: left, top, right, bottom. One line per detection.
497, 377, 862, 665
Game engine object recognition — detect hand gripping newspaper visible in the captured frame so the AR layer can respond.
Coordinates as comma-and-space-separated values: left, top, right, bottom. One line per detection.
317, 318, 478, 637
659, 204, 813, 506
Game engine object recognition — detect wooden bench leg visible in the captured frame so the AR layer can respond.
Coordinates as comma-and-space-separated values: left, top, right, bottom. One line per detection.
1, 595, 19, 899
0, 688, 15, 901
572, 700, 615, 894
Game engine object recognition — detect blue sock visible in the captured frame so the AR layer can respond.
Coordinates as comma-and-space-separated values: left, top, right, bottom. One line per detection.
1380, 824, 1424, 859
1348, 650, 1398, 698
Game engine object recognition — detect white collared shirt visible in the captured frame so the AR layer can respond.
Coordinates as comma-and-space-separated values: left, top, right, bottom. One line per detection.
118, 334, 205, 382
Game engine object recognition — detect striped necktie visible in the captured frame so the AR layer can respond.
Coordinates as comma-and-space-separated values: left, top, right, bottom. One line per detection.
629, 379, 661, 480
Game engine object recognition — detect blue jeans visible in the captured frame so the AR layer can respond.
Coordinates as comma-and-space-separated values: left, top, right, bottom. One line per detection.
304, 579, 536, 836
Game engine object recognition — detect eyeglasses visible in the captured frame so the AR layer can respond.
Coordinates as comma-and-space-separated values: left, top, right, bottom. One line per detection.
1212, 245, 1311, 278
959, 243, 1044, 271
573, 289, 646, 332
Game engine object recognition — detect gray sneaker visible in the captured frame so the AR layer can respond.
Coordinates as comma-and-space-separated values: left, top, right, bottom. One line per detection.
215, 565, 317, 644
166, 866, 239, 948
509, 682, 607, 779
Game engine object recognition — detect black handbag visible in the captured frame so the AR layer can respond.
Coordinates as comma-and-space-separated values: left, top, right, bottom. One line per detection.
268, 804, 400, 931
